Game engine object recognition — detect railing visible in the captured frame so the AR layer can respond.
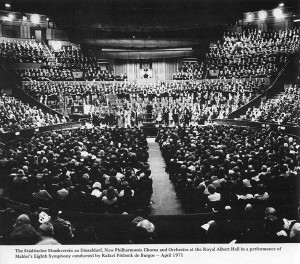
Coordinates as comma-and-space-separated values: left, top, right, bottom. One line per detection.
227, 60, 291, 119
0, 121, 85, 145
0, 36, 38, 42
213, 119, 300, 137
0, 62, 66, 118
21, 77, 270, 86
9, 62, 43, 69
265, 57, 298, 99
14, 79, 65, 117
1, 196, 298, 244
0, 197, 212, 244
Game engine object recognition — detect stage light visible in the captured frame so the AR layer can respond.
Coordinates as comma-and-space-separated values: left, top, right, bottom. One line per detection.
31, 14, 40, 24
5, 3, 11, 8
23, 16, 28, 21
273, 8, 284, 19
246, 12, 254, 22
279, 3, 284, 7
46, 17, 49, 21
258, 10, 267, 20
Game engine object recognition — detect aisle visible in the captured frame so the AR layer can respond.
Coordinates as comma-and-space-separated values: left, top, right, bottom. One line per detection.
147, 138, 184, 215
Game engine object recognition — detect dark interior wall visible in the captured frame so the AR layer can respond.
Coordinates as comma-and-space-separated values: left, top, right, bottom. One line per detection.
2, 25, 21, 38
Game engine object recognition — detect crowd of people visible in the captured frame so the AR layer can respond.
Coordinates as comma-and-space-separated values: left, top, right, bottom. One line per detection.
5, 207, 157, 244
0, 27, 299, 245
21, 79, 265, 124
243, 84, 300, 126
210, 28, 300, 59
206, 53, 286, 79
53, 46, 98, 66
205, 28, 299, 79
174, 28, 299, 80
2, 126, 153, 215
0, 40, 125, 82
16, 67, 75, 81
3, 199, 300, 244
0, 38, 48, 63
52, 45, 127, 81
155, 124, 300, 243
16, 66, 127, 82
22, 79, 264, 104
156, 125, 299, 216
0, 91, 67, 133
203, 203, 300, 243
173, 61, 205, 80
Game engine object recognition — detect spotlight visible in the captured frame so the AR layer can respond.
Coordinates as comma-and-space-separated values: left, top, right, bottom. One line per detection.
46, 17, 49, 22
31, 14, 40, 24
5, 3, 11, 8
279, 3, 284, 7
23, 16, 28, 21
246, 12, 254, 22
273, 8, 284, 19
258, 10, 267, 21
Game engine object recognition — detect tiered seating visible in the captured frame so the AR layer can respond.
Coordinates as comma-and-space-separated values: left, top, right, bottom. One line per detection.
156, 125, 299, 216
3, 126, 151, 215
22, 79, 264, 124
243, 84, 300, 126
205, 28, 299, 79
52, 46, 127, 81
0, 38, 48, 63
173, 61, 204, 80
0, 92, 67, 133
16, 68, 74, 81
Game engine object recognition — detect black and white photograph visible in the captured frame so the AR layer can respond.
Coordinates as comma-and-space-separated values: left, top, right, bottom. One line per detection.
0, 0, 299, 263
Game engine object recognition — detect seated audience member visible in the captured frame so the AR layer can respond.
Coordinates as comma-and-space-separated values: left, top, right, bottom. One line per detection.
290, 223, 300, 243
13, 214, 31, 230
36, 238, 61, 245
32, 184, 53, 207
102, 186, 118, 212
206, 206, 239, 243
38, 222, 55, 239
9, 225, 41, 245
48, 206, 75, 244
0, 93, 66, 132
129, 217, 156, 244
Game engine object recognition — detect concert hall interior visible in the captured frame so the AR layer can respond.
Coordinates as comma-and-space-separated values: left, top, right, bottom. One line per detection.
0, 0, 299, 245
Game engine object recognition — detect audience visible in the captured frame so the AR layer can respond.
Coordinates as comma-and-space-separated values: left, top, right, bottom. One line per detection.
243, 84, 300, 126
173, 61, 205, 80
205, 28, 299, 79
0, 38, 48, 63
0, 91, 67, 133
156, 125, 299, 215
1, 27, 300, 245
21, 79, 263, 124
2, 126, 151, 213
